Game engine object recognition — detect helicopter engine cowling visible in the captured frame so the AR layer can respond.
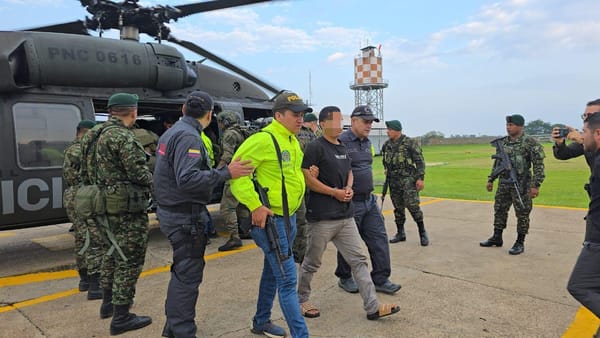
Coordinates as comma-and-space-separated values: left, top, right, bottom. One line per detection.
0, 31, 196, 92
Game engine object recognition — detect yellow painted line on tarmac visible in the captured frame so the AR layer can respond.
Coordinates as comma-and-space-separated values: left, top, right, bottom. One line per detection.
562, 306, 599, 338
0, 270, 78, 288
0, 242, 258, 314
0, 232, 16, 239
0, 289, 80, 314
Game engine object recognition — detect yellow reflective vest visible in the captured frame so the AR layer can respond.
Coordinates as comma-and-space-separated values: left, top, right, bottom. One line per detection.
230, 120, 305, 215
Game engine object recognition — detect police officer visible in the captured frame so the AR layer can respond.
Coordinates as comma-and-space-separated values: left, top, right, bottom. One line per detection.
80, 93, 153, 335
481, 114, 545, 255
230, 90, 310, 338
292, 112, 319, 263
63, 119, 105, 297
154, 91, 253, 338
382, 120, 429, 246
216, 110, 252, 251
335, 105, 401, 295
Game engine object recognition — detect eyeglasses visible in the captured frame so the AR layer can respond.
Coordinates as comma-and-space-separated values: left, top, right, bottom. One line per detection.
582, 111, 600, 120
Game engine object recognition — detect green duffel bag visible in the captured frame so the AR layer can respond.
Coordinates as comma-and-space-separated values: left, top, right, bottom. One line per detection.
74, 184, 106, 218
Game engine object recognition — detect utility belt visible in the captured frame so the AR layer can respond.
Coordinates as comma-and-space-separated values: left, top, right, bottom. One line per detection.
74, 182, 150, 218
352, 193, 371, 202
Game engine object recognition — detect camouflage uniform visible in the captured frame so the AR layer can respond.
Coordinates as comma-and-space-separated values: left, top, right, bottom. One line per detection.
218, 119, 250, 240
63, 139, 105, 278
80, 117, 153, 306
489, 134, 545, 234
293, 126, 317, 263
381, 135, 426, 236
131, 124, 159, 170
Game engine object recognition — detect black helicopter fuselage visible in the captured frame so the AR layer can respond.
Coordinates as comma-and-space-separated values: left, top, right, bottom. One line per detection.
0, 31, 274, 230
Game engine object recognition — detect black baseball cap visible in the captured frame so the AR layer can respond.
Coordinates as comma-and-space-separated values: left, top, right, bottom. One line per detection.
273, 91, 313, 113
351, 105, 380, 122
186, 91, 214, 114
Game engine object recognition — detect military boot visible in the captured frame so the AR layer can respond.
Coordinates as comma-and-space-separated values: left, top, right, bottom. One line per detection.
480, 228, 503, 247
78, 269, 89, 292
389, 224, 406, 243
218, 236, 243, 251
87, 274, 103, 300
508, 233, 526, 255
100, 289, 113, 319
417, 222, 429, 246
110, 304, 152, 335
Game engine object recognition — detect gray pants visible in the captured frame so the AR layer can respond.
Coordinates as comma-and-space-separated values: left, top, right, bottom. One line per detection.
567, 241, 600, 317
298, 217, 378, 314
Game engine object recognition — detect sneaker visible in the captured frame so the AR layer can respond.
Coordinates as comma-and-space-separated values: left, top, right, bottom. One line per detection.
338, 277, 359, 293
250, 320, 287, 337
218, 238, 243, 252
374, 280, 401, 295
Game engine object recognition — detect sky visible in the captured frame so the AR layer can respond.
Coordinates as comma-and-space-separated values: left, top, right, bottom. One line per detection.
1, 0, 599, 136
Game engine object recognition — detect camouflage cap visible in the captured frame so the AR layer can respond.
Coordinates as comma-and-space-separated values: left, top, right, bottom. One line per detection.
303, 113, 318, 122
506, 114, 525, 126
217, 111, 240, 126
107, 93, 138, 108
385, 120, 402, 131
273, 91, 313, 113
77, 120, 96, 130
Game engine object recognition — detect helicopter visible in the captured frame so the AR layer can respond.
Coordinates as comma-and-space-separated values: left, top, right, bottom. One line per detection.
0, 0, 286, 230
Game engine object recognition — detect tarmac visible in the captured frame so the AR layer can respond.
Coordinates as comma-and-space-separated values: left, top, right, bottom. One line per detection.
0, 197, 598, 338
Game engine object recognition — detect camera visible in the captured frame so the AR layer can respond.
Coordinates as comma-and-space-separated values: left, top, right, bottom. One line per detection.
558, 128, 570, 138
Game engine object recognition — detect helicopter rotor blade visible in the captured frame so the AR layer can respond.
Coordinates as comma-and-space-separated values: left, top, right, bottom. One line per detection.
168, 36, 280, 94
23, 20, 89, 35
174, 0, 273, 19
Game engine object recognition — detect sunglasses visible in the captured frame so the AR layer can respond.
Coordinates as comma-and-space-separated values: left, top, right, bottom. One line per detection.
582, 111, 600, 120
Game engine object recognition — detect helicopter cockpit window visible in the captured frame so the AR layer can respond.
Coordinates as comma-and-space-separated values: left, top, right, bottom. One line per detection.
13, 103, 81, 169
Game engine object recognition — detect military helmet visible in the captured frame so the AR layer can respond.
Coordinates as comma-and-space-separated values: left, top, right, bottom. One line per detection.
217, 111, 240, 127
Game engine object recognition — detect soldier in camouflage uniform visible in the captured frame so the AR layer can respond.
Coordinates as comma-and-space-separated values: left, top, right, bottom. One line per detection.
131, 124, 159, 170
293, 112, 319, 263
382, 120, 429, 246
217, 111, 251, 251
481, 114, 545, 255
80, 93, 153, 335
63, 119, 106, 297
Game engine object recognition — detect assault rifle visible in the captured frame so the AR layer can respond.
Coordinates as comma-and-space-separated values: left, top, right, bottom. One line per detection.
381, 174, 389, 207
489, 138, 525, 208
252, 177, 288, 279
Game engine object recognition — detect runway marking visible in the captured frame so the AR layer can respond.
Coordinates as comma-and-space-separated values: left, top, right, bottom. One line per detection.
0, 232, 16, 239
562, 306, 600, 337
0, 242, 258, 314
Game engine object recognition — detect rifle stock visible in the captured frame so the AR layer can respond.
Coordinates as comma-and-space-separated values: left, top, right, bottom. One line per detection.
490, 139, 525, 208
252, 177, 288, 279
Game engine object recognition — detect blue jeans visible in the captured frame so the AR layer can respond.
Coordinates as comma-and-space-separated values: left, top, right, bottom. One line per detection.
251, 214, 309, 338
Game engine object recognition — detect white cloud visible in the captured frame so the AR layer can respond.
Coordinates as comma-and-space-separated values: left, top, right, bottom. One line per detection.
327, 52, 345, 63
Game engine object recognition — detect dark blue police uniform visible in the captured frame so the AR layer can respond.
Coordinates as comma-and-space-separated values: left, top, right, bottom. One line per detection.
154, 115, 231, 338
335, 129, 392, 287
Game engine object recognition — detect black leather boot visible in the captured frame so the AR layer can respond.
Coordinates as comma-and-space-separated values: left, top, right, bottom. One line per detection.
78, 269, 89, 292
480, 228, 503, 247
389, 224, 406, 243
417, 222, 429, 246
110, 304, 152, 335
87, 274, 103, 300
508, 233, 526, 255
100, 289, 113, 319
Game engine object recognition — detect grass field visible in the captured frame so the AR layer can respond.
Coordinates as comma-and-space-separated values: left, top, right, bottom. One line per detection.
372, 143, 589, 209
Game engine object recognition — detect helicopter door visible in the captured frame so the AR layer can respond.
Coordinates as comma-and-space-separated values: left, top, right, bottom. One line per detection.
0, 94, 94, 230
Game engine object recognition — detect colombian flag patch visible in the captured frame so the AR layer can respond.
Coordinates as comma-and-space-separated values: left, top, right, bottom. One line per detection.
188, 148, 201, 158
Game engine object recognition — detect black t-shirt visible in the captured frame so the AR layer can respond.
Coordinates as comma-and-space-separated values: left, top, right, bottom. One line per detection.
302, 137, 354, 222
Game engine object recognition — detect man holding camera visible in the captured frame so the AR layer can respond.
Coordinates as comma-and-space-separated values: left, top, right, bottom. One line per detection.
154, 91, 253, 338
552, 99, 600, 188
481, 114, 545, 255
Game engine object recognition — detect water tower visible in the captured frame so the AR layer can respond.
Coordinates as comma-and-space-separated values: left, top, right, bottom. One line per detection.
349, 45, 388, 121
